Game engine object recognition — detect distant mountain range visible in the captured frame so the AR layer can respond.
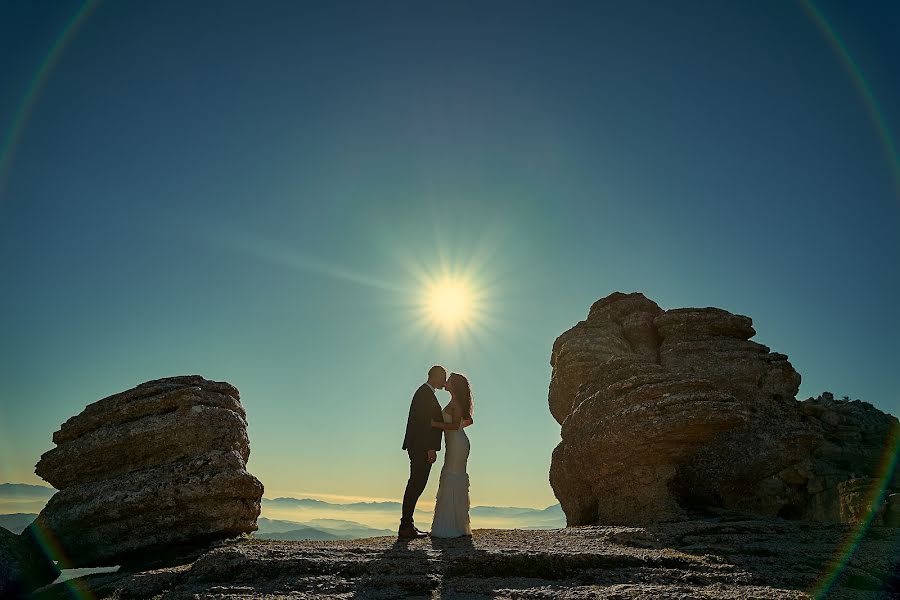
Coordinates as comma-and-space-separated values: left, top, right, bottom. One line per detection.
263, 497, 403, 511
470, 504, 564, 519
0, 483, 57, 514
0, 512, 38, 534
0, 483, 56, 498
254, 517, 393, 541
262, 496, 565, 531
2, 483, 562, 519
262, 496, 563, 521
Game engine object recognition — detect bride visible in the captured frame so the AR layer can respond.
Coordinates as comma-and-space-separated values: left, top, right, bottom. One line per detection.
429, 372, 475, 538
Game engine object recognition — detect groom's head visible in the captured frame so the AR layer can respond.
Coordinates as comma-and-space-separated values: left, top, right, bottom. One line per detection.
427, 365, 447, 390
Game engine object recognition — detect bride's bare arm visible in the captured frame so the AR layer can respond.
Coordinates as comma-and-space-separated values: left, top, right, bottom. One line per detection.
432, 404, 462, 430
431, 418, 461, 430
431, 414, 474, 430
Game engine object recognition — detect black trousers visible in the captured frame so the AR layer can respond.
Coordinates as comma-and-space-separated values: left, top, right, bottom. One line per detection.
400, 448, 433, 528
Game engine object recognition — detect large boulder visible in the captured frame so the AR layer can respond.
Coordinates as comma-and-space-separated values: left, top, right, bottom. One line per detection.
549, 292, 899, 526
550, 356, 747, 524
28, 375, 264, 567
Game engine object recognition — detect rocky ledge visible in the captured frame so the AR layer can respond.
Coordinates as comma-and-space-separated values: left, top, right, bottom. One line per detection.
33, 515, 900, 599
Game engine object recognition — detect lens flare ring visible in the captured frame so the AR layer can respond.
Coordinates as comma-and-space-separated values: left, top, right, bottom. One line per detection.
0, 0, 101, 199
809, 421, 900, 598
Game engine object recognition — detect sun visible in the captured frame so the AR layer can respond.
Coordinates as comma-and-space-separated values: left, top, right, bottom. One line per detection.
389, 227, 506, 347
425, 279, 473, 328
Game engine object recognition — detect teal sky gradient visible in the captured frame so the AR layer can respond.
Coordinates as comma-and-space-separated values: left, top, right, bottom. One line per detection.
1, 1, 898, 508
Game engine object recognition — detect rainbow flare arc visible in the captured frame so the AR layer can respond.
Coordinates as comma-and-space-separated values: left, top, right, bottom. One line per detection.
0, 0, 101, 200
798, 2, 900, 591
808, 420, 900, 598
800, 0, 900, 200
24, 519, 98, 600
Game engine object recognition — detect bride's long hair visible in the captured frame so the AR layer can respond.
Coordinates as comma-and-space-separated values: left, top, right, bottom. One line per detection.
448, 372, 474, 420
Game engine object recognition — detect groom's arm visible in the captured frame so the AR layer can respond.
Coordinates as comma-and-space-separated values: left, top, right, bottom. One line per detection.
420, 395, 441, 451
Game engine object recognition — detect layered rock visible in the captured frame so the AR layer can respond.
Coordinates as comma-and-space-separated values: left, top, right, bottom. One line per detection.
27, 375, 264, 567
549, 292, 899, 526
551, 356, 747, 524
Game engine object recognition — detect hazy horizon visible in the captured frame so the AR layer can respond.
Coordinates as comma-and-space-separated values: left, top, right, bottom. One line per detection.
2, 1, 898, 509
0, 482, 565, 532
0, 481, 560, 511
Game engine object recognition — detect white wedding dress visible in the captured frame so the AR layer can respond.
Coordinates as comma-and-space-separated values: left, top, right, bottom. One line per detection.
430, 409, 472, 537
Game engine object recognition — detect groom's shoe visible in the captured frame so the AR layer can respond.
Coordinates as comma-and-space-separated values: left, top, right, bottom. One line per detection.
398, 526, 428, 539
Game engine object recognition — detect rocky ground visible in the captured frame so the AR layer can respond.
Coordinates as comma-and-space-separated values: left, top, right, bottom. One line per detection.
33, 512, 900, 599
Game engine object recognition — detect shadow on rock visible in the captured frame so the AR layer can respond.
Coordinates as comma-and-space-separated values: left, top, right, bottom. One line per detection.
348, 538, 436, 599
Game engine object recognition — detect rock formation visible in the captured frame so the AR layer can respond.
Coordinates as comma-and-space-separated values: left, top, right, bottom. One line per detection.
25, 375, 264, 568
549, 292, 900, 526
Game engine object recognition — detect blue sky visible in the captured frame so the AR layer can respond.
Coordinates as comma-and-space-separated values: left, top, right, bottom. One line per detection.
1, 0, 898, 508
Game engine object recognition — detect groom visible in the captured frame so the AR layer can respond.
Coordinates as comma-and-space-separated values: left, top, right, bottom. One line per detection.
398, 365, 446, 538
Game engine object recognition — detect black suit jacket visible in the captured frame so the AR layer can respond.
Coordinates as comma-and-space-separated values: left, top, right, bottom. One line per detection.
402, 383, 443, 452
